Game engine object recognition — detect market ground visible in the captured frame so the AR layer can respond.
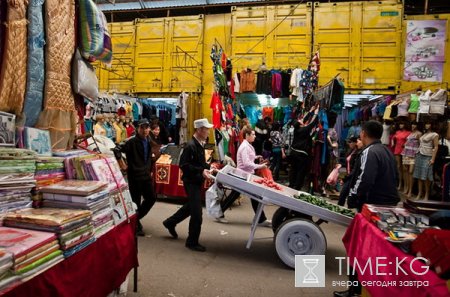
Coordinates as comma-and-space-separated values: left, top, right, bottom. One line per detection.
125, 197, 349, 297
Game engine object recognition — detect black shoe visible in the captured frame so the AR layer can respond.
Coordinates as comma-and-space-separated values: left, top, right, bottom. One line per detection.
333, 290, 360, 297
163, 220, 178, 239
185, 244, 206, 252
136, 229, 146, 237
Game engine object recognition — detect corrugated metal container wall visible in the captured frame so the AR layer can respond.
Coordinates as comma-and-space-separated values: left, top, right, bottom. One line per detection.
230, 4, 312, 71
96, 21, 136, 93
313, 1, 403, 94
134, 18, 166, 92
134, 16, 204, 93
400, 14, 450, 93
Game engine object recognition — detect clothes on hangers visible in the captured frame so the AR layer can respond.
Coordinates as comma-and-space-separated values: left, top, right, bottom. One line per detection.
262, 106, 274, 122
429, 89, 447, 115
240, 69, 256, 92
256, 71, 271, 95
271, 71, 282, 98
408, 93, 420, 113
210, 92, 224, 128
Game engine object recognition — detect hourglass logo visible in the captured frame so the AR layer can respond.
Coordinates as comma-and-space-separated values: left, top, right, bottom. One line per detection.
295, 255, 325, 287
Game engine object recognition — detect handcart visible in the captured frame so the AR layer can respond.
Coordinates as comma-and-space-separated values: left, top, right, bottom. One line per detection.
215, 165, 353, 268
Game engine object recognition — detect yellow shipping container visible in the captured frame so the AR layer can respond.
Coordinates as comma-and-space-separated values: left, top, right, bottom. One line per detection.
230, 4, 312, 72
96, 21, 135, 93
314, 1, 403, 94
96, 1, 448, 131
134, 16, 204, 93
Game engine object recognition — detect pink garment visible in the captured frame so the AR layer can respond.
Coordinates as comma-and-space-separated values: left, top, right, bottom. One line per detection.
271, 72, 282, 98
393, 130, 411, 155
237, 140, 265, 174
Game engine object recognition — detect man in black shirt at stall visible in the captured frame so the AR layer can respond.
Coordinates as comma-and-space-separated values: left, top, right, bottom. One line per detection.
113, 119, 156, 236
162, 118, 215, 252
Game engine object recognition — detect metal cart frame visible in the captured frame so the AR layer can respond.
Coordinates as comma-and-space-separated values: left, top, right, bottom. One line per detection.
215, 165, 353, 268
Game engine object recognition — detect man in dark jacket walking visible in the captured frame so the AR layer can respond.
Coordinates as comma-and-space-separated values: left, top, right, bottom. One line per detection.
113, 119, 156, 236
163, 118, 215, 252
347, 120, 400, 211
334, 120, 400, 297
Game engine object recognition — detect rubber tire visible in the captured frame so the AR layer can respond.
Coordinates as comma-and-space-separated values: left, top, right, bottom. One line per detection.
271, 207, 312, 233
274, 219, 327, 269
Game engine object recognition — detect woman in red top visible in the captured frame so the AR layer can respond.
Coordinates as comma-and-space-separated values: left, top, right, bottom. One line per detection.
392, 121, 411, 192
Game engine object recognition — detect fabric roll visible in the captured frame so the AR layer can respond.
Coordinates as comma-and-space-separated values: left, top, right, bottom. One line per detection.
23, 0, 45, 127
0, 0, 29, 115
36, 0, 76, 150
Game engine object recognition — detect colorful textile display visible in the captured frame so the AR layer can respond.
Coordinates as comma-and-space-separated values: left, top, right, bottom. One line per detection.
32, 157, 65, 208
0, 227, 61, 275
1, 217, 138, 297
3, 208, 92, 229
0, 149, 37, 218
63, 154, 126, 190
79, 0, 112, 64
0, 248, 17, 292
0, 0, 29, 115
23, 0, 45, 127
35, 0, 77, 150
42, 187, 114, 238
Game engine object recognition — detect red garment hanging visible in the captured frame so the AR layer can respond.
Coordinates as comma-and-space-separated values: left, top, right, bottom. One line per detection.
262, 106, 274, 122
210, 92, 224, 128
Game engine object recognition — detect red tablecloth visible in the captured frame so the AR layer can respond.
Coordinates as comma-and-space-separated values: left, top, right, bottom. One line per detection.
3, 216, 138, 297
343, 214, 449, 297
154, 163, 211, 198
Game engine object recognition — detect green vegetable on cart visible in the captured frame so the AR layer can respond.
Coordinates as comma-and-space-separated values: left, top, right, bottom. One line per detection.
293, 193, 356, 218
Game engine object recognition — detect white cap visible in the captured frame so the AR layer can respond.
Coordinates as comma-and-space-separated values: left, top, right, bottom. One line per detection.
194, 118, 213, 129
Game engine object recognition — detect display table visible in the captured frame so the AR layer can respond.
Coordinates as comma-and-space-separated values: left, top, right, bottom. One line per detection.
3, 216, 138, 297
154, 163, 211, 198
343, 214, 449, 297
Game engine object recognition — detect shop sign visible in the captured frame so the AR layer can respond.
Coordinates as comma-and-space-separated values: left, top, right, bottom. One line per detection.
381, 11, 399, 17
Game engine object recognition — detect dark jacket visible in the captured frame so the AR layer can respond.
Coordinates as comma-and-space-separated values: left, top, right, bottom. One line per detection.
179, 137, 210, 185
114, 135, 152, 181
290, 112, 318, 155
348, 140, 400, 210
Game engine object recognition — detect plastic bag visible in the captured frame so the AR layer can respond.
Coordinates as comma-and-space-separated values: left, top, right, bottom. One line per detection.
205, 183, 223, 219
72, 49, 98, 101
326, 164, 342, 186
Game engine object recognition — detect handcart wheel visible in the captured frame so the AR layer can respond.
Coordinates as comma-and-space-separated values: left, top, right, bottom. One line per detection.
274, 219, 326, 269
272, 207, 312, 233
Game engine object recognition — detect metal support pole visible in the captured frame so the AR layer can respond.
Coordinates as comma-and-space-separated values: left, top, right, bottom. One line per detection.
246, 198, 265, 249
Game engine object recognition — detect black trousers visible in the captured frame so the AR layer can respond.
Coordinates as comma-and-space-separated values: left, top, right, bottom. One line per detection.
220, 190, 267, 223
165, 182, 203, 246
338, 179, 351, 206
128, 177, 156, 222
288, 152, 311, 190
